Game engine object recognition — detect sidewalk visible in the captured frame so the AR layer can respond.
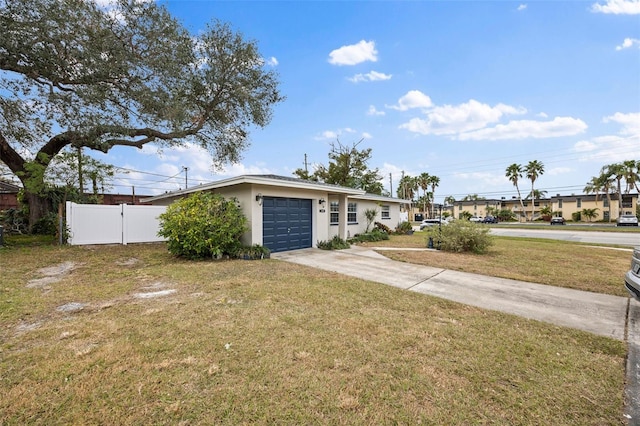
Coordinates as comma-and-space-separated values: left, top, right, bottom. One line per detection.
272, 245, 640, 421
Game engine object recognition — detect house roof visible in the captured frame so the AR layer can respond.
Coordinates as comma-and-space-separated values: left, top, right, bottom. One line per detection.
351, 193, 411, 204
0, 180, 21, 193
141, 174, 407, 204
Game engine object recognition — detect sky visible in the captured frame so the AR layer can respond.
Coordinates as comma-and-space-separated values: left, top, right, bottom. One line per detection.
93, 0, 639, 203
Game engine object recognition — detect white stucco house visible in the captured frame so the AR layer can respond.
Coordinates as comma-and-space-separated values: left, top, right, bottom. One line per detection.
142, 174, 410, 253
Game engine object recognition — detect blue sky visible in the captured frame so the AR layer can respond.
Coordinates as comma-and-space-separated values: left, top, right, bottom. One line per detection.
98, 0, 639, 203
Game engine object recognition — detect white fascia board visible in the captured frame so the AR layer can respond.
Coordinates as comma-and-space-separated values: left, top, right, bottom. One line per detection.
350, 194, 411, 204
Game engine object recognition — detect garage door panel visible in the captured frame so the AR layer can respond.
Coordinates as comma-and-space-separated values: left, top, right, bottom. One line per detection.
262, 197, 312, 253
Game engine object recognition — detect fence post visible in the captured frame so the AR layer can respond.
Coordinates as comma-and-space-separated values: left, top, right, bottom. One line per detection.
121, 204, 127, 245
65, 201, 74, 245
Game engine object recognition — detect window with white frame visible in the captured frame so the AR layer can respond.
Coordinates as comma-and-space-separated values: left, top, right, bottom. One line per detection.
348, 202, 357, 223
381, 205, 390, 219
330, 202, 339, 224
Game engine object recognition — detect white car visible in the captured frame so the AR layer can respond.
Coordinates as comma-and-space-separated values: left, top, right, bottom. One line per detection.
419, 219, 441, 230
617, 214, 639, 227
625, 246, 640, 301
469, 216, 483, 222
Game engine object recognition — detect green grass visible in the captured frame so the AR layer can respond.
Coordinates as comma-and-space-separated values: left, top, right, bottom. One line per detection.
0, 242, 628, 424
360, 233, 631, 296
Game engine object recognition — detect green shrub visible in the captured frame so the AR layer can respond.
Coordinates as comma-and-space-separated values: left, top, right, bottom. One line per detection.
349, 229, 390, 243
157, 192, 248, 259
394, 221, 413, 234
317, 235, 350, 250
374, 221, 392, 233
233, 244, 270, 260
31, 212, 58, 235
424, 220, 493, 254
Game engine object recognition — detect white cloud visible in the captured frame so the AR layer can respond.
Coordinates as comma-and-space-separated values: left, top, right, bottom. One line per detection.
546, 167, 572, 176
458, 116, 587, 141
215, 162, 273, 177
591, 0, 640, 14
314, 128, 356, 140
537, 112, 549, 118
517, 4, 528, 11
571, 112, 640, 163
367, 105, 385, 116
266, 56, 279, 66
387, 90, 433, 111
574, 140, 598, 152
361, 132, 372, 139
315, 130, 338, 140
348, 70, 392, 83
603, 111, 640, 135
328, 40, 378, 66
399, 99, 526, 135
616, 38, 640, 50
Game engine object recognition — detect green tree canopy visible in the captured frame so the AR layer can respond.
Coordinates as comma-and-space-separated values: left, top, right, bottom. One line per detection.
0, 0, 283, 228
294, 139, 383, 194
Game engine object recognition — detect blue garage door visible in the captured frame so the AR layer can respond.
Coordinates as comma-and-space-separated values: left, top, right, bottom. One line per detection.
263, 197, 312, 253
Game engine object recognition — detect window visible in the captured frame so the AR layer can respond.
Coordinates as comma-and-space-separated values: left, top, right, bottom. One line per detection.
381, 205, 390, 219
558, 199, 563, 208
603, 198, 609, 207
348, 202, 357, 223
330, 202, 339, 225
576, 198, 582, 208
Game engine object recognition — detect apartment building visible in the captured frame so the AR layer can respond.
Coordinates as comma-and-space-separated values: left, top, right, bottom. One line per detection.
449, 192, 638, 222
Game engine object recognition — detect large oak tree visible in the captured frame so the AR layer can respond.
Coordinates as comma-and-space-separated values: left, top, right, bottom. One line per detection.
0, 0, 283, 228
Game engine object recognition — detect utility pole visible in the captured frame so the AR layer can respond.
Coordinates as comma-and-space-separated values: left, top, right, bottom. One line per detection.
389, 173, 393, 197
183, 166, 189, 189
303, 153, 309, 173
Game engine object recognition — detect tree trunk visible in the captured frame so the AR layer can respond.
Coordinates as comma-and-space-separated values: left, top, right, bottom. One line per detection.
25, 191, 52, 232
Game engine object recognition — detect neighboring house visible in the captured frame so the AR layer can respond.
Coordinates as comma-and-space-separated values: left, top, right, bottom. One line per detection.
0, 181, 20, 210
141, 174, 410, 253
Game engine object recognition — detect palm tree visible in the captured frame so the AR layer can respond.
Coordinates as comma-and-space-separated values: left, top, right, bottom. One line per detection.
418, 172, 430, 216
524, 160, 544, 221
597, 167, 615, 222
581, 208, 599, 222
505, 163, 526, 222
584, 175, 604, 207
622, 159, 640, 194
428, 175, 440, 219
605, 162, 625, 212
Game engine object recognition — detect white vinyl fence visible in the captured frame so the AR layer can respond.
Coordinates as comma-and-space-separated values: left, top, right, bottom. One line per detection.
66, 202, 167, 246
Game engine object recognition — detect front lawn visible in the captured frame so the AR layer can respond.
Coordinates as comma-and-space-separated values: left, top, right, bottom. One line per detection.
359, 234, 631, 297
0, 243, 627, 424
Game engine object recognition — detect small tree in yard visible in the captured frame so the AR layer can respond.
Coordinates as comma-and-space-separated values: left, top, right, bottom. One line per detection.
158, 192, 248, 260
364, 208, 378, 232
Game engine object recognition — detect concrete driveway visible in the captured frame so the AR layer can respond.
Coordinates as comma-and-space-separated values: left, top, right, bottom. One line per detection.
272, 246, 640, 422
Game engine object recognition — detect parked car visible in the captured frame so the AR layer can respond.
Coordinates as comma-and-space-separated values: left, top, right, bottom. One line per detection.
419, 219, 443, 230
469, 216, 483, 223
550, 216, 566, 225
617, 214, 639, 227
625, 246, 640, 302
482, 216, 498, 224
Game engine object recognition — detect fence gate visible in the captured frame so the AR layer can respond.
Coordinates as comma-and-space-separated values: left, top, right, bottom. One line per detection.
66, 202, 167, 246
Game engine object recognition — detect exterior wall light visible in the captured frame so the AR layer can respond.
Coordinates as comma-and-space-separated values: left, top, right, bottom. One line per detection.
319, 198, 326, 206
255, 193, 263, 205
